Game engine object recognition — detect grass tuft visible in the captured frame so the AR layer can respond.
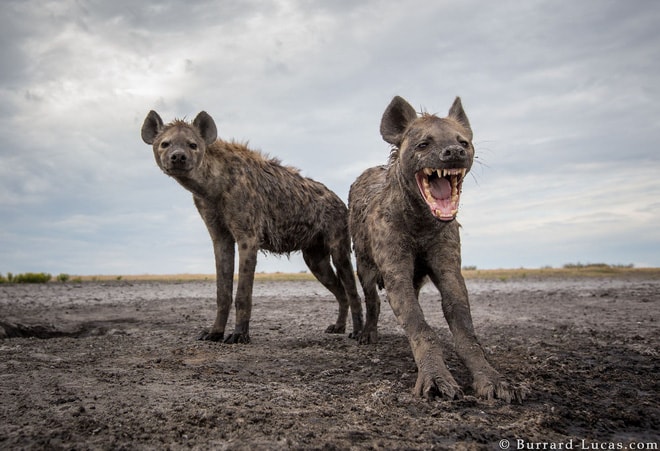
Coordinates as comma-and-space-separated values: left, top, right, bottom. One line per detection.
13, 272, 52, 283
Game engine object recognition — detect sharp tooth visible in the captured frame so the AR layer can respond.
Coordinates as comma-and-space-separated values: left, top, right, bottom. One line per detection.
422, 177, 433, 201
424, 167, 433, 176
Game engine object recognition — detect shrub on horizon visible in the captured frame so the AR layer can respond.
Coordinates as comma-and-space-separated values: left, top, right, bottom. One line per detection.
14, 272, 52, 283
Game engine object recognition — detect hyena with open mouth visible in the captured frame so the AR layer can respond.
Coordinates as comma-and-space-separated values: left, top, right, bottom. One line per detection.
349, 96, 525, 402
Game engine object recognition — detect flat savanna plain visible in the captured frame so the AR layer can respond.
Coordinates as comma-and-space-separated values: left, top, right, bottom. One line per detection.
1, 268, 658, 450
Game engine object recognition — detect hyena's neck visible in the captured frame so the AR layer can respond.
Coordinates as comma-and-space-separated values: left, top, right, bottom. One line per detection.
173, 175, 210, 198
172, 156, 226, 200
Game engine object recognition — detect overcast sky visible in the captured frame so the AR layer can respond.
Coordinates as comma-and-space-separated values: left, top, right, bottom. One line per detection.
1, 0, 659, 276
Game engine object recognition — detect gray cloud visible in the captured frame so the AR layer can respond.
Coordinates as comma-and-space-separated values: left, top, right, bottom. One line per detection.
1, 0, 659, 275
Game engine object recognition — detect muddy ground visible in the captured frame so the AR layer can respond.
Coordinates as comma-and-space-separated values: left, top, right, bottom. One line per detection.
0, 275, 658, 450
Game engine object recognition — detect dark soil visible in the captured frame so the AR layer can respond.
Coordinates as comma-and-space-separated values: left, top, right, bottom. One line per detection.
1, 276, 658, 450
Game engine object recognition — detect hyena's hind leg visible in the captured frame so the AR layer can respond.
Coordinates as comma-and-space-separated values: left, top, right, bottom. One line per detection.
329, 243, 364, 337
302, 244, 351, 334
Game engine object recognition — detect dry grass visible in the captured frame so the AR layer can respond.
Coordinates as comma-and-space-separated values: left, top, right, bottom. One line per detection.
462, 266, 660, 280
69, 266, 660, 282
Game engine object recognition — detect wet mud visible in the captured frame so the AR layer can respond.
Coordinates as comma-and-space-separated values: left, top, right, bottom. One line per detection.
0, 276, 658, 449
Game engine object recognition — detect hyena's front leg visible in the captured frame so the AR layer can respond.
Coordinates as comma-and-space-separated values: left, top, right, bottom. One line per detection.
384, 273, 463, 400
224, 238, 259, 344
433, 270, 526, 403
198, 234, 235, 342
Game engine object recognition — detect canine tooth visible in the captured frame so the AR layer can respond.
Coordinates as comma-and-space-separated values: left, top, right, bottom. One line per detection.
423, 177, 430, 189
424, 167, 433, 176
422, 177, 433, 201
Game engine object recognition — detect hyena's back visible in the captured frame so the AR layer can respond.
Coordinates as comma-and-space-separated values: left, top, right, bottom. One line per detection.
204, 142, 351, 254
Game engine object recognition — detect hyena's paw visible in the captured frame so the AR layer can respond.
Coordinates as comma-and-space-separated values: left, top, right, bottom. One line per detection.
325, 324, 346, 334
414, 356, 463, 400
196, 329, 224, 342
473, 372, 528, 404
355, 327, 378, 344
414, 370, 464, 401
223, 332, 251, 344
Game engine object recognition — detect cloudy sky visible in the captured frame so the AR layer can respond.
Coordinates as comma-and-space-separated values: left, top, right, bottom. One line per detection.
1, 0, 659, 276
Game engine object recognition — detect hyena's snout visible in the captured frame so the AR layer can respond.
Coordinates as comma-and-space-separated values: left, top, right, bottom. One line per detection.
169, 149, 188, 165
439, 145, 470, 165
164, 148, 194, 173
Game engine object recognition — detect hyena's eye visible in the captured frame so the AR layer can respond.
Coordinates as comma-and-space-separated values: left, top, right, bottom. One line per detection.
189, 142, 198, 150
458, 138, 469, 148
160, 141, 170, 149
416, 141, 429, 150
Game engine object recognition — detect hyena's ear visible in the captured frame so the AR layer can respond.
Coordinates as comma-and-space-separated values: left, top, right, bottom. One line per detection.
193, 111, 218, 146
380, 96, 418, 147
141, 110, 164, 145
448, 97, 472, 140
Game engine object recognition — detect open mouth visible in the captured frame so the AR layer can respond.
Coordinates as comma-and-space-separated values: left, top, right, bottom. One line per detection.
415, 167, 466, 221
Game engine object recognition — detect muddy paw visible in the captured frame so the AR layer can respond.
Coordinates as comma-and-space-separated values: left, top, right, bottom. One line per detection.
354, 326, 378, 344
325, 324, 346, 334
473, 374, 528, 404
196, 330, 224, 342
414, 372, 464, 400
223, 332, 251, 344
348, 329, 361, 340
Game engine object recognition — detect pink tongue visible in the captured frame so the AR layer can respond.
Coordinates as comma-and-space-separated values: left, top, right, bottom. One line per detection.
430, 178, 451, 200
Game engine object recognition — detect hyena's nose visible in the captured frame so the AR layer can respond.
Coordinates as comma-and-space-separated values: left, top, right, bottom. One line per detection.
170, 150, 187, 165
440, 145, 467, 162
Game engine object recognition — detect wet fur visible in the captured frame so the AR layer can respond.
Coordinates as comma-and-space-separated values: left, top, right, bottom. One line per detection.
142, 111, 363, 343
349, 96, 526, 402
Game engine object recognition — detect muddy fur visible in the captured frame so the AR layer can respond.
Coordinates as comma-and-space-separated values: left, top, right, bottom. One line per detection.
141, 111, 363, 343
349, 96, 526, 402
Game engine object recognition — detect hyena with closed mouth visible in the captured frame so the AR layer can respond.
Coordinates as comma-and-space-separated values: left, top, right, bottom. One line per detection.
349, 96, 525, 402
141, 110, 363, 344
